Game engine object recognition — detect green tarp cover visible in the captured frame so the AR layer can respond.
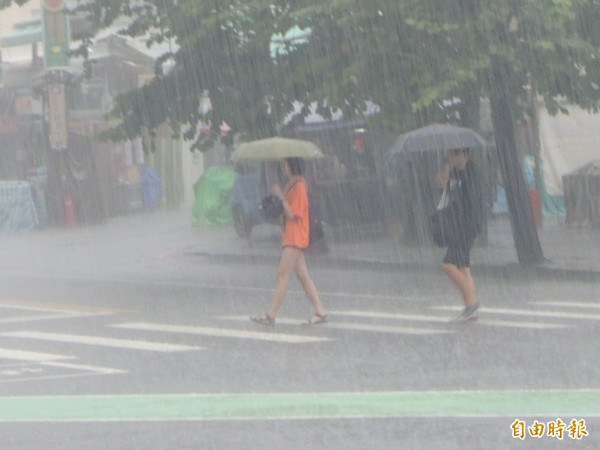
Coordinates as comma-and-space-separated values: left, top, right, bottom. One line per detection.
192, 165, 235, 226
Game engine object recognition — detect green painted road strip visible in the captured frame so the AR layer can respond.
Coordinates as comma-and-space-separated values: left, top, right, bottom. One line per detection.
0, 390, 598, 422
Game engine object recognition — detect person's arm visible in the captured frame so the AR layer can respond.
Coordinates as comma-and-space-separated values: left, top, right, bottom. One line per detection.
272, 184, 296, 220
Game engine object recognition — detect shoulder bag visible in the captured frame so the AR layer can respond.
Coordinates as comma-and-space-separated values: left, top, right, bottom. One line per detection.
430, 185, 459, 247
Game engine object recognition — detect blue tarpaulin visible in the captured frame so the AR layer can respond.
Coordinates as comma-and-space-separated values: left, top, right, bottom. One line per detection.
140, 166, 163, 209
0, 181, 39, 233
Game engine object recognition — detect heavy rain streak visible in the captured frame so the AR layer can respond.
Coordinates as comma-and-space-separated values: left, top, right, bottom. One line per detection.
0, 0, 599, 449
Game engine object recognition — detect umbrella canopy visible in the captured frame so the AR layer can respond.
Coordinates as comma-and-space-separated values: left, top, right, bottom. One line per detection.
388, 123, 487, 156
231, 137, 324, 161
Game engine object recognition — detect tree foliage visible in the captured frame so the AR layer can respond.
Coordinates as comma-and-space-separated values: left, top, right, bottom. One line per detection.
81, 0, 600, 145
284, 0, 600, 129
3, 0, 599, 147
66, 0, 284, 149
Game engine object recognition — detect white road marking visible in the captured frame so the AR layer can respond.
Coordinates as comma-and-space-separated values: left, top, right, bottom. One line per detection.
0, 362, 34, 369
111, 322, 331, 343
475, 320, 567, 330
317, 321, 450, 335
0, 299, 125, 325
221, 316, 450, 335
0, 304, 71, 313
331, 310, 567, 330
0, 299, 124, 314
331, 310, 450, 322
0, 361, 125, 385
43, 361, 126, 375
19, 368, 44, 374
0, 313, 96, 325
0, 347, 73, 362
433, 305, 600, 321
0, 331, 202, 352
531, 301, 600, 309
0, 371, 119, 385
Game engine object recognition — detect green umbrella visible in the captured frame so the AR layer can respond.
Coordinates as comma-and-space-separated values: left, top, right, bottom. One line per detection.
231, 137, 324, 161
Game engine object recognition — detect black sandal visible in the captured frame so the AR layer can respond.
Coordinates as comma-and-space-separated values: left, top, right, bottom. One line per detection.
250, 314, 275, 326
307, 313, 328, 325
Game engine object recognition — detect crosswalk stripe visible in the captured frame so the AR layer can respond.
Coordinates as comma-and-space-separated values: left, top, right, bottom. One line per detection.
0, 348, 73, 362
42, 361, 126, 375
0, 314, 74, 324
433, 305, 600, 321
314, 321, 449, 335
111, 322, 331, 343
532, 301, 600, 309
0, 299, 125, 314
476, 319, 567, 329
221, 316, 450, 335
331, 310, 567, 330
331, 310, 449, 322
0, 331, 202, 352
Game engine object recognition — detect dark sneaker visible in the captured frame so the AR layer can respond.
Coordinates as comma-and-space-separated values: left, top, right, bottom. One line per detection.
451, 304, 479, 322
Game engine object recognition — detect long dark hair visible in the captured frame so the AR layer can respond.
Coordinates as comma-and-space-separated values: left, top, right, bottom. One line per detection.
285, 157, 304, 176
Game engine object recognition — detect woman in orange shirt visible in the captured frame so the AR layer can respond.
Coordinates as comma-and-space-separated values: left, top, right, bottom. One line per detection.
251, 157, 328, 325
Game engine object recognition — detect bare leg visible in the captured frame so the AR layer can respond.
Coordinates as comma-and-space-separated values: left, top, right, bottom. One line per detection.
443, 263, 477, 307
294, 252, 327, 316
267, 247, 301, 319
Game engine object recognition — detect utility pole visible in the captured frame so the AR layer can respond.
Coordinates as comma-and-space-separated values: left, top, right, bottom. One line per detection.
41, 0, 75, 225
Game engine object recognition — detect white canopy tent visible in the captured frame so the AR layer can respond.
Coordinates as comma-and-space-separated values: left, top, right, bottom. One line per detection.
539, 101, 600, 196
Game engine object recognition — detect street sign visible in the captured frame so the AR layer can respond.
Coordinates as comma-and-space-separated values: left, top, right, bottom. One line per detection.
48, 83, 68, 150
42, 0, 70, 69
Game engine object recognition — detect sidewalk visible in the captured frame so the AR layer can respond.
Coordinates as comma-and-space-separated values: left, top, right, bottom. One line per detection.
4, 208, 595, 281
187, 214, 600, 280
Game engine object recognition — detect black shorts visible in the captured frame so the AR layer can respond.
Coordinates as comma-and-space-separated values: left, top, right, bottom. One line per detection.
443, 234, 476, 268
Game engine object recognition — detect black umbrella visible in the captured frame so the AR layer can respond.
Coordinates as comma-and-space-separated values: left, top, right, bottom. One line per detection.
388, 123, 487, 155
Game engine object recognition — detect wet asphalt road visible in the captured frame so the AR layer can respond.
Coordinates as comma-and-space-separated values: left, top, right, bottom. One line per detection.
0, 211, 598, 449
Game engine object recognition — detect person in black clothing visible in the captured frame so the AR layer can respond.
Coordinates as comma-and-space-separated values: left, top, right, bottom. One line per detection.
441, 148, 483, 321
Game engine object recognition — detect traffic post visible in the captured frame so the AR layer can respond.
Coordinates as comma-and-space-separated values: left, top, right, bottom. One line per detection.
41, 0, 76, 225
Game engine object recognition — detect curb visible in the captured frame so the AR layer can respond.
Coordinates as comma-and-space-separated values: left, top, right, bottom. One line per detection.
186, 250, 600, 282
533, 265, 600, 282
